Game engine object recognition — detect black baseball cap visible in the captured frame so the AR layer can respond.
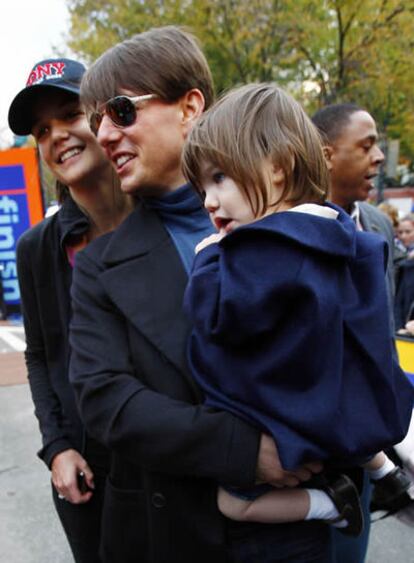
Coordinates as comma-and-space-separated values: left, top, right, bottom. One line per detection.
8, 58, 86, 135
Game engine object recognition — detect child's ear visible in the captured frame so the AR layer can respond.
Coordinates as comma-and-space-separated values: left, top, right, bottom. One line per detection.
271, 164, 286, 189
323, 145, 334, 171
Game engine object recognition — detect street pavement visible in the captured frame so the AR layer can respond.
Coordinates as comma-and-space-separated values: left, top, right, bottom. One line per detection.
0, 320, 71, 561
0, 321, 412, 562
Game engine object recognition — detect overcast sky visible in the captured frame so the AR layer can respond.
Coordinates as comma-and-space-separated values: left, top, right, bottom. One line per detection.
0, 0, 72, 146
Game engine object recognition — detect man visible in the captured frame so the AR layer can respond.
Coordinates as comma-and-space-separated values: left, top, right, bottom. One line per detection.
69, 27, 325, 563
312, 103, 394, 563
312, 103, 394, 296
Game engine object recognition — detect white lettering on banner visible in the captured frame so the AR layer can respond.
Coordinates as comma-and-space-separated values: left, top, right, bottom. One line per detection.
0, 196, 19, 302
0, 227, 13, 249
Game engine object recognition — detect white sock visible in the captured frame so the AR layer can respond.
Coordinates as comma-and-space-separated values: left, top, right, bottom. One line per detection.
368, 457, 396, 481
304, 488, 347, 528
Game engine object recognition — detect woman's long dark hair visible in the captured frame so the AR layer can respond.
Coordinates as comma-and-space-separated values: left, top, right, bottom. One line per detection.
55, 180, 70, 204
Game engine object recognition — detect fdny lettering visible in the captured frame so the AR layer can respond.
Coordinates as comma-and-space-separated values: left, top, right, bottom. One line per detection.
26, 61, 66, 86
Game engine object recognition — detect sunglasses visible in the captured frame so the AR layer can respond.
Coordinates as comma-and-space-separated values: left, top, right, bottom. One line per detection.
89, 94, 158, 135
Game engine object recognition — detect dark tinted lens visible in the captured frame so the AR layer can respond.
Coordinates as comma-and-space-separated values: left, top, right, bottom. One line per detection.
107, 96, 137, 127
89, 112, 103, 136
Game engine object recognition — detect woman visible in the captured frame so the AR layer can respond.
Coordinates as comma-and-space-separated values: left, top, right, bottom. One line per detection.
8, 58, 133, 562
397, 214, 414, 258
395, 214, 414, 330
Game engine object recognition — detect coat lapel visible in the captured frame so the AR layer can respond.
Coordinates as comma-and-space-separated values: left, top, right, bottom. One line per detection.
98, 202, 200, 397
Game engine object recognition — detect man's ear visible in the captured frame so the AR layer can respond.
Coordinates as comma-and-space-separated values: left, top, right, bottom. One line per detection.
323, 145, 334, 171
179, 89, 205, 136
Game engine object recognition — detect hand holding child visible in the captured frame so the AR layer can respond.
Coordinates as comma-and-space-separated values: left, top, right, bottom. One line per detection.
256, 434, 323, 488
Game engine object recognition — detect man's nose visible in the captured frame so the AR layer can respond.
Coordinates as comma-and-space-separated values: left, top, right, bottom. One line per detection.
372, 144, 385, 165
97, 114, 121, 148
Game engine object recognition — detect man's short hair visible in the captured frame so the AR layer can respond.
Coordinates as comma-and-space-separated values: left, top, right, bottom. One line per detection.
312, 103, 363, 144
80, 26, 214, 111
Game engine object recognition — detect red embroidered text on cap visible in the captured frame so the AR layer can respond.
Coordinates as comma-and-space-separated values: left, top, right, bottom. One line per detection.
26, 62, 66, 87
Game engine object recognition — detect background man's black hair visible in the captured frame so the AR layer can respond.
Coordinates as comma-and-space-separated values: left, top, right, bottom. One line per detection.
312, 103, 362, 144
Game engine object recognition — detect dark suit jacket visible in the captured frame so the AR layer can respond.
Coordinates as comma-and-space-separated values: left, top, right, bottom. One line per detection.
69, 201, 260, 563
359, 201, 395, 302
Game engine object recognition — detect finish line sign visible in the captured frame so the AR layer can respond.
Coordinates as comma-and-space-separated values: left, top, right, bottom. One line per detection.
0, 148, 43, 308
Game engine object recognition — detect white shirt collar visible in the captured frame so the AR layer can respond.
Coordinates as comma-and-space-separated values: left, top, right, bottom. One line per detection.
350, 202, 363, 231
288, 203, 339, 220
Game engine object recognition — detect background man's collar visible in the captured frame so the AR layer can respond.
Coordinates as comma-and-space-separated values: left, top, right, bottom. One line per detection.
350, 201, 364, 231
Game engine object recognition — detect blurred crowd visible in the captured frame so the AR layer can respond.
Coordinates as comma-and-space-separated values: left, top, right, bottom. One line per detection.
377, 203, 414, 334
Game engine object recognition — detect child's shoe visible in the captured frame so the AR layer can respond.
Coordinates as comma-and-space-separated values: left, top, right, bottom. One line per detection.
323, 474, 364, 536
370, 466, 414, 515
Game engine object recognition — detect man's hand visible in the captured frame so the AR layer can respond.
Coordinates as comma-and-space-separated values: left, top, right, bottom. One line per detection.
51, 448, 95, 504
256, 434, 323, 488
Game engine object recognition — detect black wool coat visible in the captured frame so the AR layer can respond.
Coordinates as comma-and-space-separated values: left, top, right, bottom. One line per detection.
69, 200, 260, 563
17, 197, 91, 466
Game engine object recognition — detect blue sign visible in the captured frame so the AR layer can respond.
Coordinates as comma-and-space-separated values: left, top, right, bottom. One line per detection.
0, 148, 44, 312
0, 194, 30, 305
0, 165, 25, 191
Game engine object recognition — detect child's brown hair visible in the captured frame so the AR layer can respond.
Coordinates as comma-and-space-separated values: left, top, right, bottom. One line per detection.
183, 83, 329, 216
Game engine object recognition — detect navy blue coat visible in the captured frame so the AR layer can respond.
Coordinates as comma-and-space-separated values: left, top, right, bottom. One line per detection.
185, 205, 414, 470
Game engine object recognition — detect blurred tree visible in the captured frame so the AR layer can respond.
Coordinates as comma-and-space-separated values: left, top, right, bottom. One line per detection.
288, 2, 412, 100
66, 0, 414, 157
288, 1, 414, 158
66, 0, 292, 91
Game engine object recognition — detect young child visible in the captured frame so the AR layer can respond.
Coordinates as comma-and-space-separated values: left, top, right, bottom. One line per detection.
182, 83, 414, 535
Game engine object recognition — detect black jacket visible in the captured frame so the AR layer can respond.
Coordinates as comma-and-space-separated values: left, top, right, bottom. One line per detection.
69, 201, 261, 563
395, 258, 414, 329
359, 202, 396, 335
17, 196, 95, 467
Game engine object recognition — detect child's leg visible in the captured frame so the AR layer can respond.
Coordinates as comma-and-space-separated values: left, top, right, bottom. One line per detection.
394, 409, 414, 473
365, 450, 414, 514
363, 451, 396, 480
218, 486, 310, 524
218, 483, 350, 527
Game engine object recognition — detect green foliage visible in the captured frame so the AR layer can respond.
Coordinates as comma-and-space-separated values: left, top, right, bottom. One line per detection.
66, 0, 292, 90
66, 0, 414, 159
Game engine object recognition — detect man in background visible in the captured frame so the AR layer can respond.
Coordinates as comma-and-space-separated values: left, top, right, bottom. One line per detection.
312, 103, 394, 563
69, 26, 323, 563
313, 103, 394, 294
